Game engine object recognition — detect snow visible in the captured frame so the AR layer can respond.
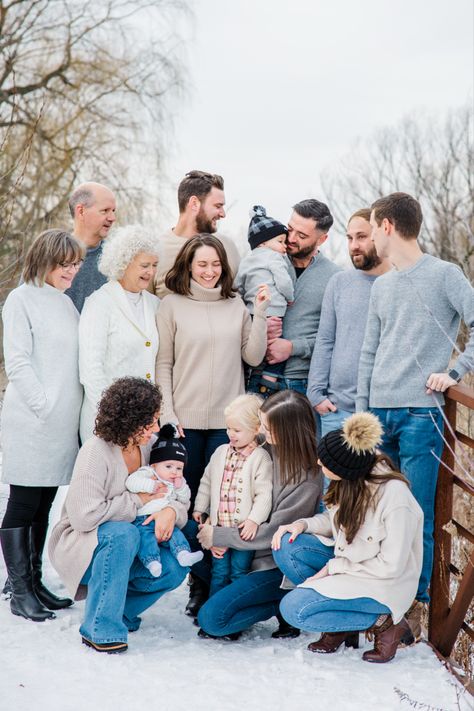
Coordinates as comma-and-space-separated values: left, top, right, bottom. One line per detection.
0, 484, 471, 711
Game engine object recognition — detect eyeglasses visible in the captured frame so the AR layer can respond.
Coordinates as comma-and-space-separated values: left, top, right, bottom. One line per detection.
59, 260, 84, 271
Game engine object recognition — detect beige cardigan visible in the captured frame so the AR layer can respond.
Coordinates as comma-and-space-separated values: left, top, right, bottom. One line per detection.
48, 436, 188, 600
194, 444, 273, 526
155, 280, 267, 429
297, 478, 423, 623
153, 229, 241, 298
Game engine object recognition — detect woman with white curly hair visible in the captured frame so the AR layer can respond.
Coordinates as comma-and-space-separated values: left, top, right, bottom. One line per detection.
79, 225, 161, 442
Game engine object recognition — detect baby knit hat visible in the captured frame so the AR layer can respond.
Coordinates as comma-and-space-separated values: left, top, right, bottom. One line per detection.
150, 424, 187, 465
247, 205, 288, 250
318, 412, 383, 481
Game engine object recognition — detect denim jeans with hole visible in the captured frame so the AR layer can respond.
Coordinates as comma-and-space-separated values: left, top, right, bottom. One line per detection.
274, 533, 389, 632
197, 568, 287, 636
79, 521, 187, 643
370, 406, 444, 602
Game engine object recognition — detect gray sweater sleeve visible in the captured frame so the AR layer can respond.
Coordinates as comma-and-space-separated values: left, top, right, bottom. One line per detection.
443, 264, 474, 378
213, 477, 322, 551
307, 277, 336, 406
356, 288, 381, 412
268, 254, 295, 303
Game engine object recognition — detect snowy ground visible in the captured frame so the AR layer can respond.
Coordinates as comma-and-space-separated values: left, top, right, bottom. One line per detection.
0, 484, 471, 711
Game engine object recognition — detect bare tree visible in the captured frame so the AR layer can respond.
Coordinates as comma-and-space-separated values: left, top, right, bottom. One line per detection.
323, 105, 474, 280
0, 0, 187, 297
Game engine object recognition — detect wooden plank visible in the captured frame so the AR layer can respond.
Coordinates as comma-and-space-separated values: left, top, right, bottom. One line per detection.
436, 547, 474, 657
452, 518, 474, 545
446, 384, 474, 409
453, 474, 474, 497
454, 430, 474, 449
460, 621, 474, 641
429, 398, 457, 648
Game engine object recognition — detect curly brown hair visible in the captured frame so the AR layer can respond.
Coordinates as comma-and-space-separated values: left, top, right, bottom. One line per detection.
94, 377, 162, 447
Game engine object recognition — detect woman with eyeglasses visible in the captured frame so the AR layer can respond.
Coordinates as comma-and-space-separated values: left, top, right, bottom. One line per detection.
0, 229, 85, 622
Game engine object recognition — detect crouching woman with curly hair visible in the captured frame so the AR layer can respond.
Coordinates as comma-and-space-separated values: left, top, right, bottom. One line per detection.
49, 377, 188, 654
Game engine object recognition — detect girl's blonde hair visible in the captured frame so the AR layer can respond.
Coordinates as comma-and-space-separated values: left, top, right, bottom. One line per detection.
224, 393, 263, 433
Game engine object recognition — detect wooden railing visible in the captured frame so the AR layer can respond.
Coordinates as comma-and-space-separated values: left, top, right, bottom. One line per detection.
429, 384, 474, 660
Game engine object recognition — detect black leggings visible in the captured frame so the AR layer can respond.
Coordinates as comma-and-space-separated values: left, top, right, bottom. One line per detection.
1, 485, 58, 529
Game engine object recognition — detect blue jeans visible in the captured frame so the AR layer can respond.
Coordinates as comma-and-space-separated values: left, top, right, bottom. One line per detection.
319, 409, 353, 499
133, 516, 190, 568
79, 521, 187, 643
371, 406, 444, 602
182, 429, 229, 510
198, 568, 287, 636
210, 548, 255, 596
274, 533, 389, 632
181, 519, 212, 583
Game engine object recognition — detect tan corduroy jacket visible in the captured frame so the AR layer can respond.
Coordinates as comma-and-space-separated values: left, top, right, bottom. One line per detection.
155, 280, 267, 429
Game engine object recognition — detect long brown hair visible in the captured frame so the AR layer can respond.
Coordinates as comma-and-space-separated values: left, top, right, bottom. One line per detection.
324, 454, 409, 543
165, 234, 236, 298
260, 390, 318, 485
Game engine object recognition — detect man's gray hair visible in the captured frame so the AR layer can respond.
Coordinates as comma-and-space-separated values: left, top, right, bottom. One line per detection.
99, 224, 161, 281
68, 187, 95, 218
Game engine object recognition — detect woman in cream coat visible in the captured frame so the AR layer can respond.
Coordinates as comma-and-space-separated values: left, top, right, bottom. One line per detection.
79, 225, 160, 442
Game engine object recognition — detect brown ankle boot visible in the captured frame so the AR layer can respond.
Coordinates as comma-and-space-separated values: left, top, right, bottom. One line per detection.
307, 631, 359, 654
362, 615, 411, 663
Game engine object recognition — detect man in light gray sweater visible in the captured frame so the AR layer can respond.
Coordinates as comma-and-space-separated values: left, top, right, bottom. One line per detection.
251, 199, 340, 396
307, 208, 391, 437
357, 192, 474, 613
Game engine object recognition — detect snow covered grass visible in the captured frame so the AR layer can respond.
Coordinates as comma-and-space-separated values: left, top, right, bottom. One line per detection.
0, 486, 470, 711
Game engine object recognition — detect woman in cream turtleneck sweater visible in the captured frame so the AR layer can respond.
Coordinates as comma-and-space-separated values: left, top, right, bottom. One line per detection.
156, 234, 270, 509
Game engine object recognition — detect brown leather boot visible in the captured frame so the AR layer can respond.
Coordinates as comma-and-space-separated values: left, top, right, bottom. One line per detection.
307, 631, 359, 654
362, 615, 411, 663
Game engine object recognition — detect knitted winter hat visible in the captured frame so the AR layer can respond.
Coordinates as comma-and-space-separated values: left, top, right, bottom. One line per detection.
150, 424, 187, 465
247, 205, 288, 250
318, 412, 383, 481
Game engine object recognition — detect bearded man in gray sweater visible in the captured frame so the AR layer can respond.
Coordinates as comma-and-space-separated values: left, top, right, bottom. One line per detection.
250, 199, 341, 397
357, 192, 474, 631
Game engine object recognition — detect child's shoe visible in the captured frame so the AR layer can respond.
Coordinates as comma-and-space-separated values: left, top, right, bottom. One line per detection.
177, 550, 204, 567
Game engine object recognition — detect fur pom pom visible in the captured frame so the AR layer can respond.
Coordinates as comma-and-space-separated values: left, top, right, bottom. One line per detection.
342, 412, 383, 454
159, 423, 178, 440
250, 205, 267, 219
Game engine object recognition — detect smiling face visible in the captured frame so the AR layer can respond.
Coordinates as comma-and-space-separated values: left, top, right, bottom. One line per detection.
226, 418, 259, 450
190, 245, 222, 288
134, 414, 160, 446
119, 252, 158, 293
195, 187, 226, 233
347, 216, 381, 271
45, 260, 83, 291
77, 186, 116, 245
286, 211, 327, 260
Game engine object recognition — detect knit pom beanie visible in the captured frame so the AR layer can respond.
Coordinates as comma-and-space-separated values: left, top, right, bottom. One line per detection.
150, 424, 187, 465
318, 412, 383, 480
247, 205, 288, 249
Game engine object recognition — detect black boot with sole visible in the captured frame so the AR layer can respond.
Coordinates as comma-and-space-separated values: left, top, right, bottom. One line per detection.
0, 527, 55, 621
185, 573, 210, 618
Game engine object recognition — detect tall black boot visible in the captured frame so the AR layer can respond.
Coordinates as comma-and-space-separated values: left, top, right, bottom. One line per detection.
0, 527, 55, 621
185, 573, 209, 618
30, 523, 73, 610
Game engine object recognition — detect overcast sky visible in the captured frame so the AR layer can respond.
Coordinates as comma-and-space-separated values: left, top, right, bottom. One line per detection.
158, 0, 473, 257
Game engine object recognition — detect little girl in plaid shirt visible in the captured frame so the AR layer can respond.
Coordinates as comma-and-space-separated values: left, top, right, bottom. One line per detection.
193, 394, 273, 596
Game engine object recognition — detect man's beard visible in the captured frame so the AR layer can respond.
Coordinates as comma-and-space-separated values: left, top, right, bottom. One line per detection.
351, 247, 382, 271
287, 243, 314, 260
196, 208, 217, 234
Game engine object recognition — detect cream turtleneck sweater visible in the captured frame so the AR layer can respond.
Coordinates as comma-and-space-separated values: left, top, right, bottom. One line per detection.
156, 280, 267, 429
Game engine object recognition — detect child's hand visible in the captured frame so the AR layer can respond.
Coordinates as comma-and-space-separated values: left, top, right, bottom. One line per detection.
271, 521, 306, 550
210, 546, 228, 559
254, 283, 271, 311
192, 511, 203, 524
152, 482, 168, 496
174, 476, 184, 490
238, 519, 258, 541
